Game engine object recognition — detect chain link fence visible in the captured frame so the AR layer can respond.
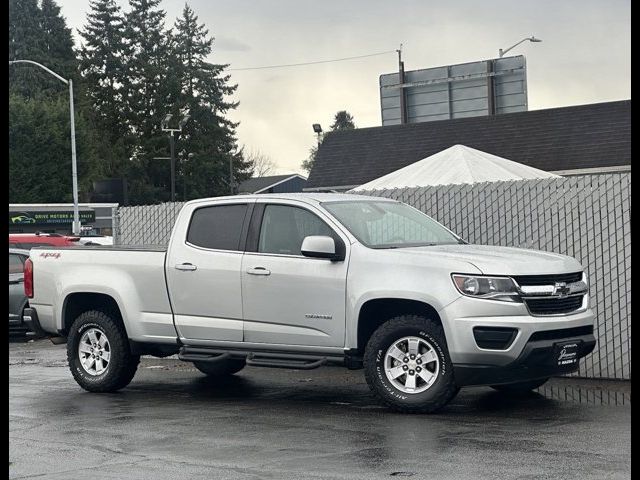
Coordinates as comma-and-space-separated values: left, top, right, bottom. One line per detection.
114, 173, 630, 380
115, 202, 185, 246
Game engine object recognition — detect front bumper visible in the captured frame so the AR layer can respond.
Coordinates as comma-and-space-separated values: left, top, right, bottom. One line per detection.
440, 295, 595, 365
453, 332, 596, 386
439, 295, 596, 385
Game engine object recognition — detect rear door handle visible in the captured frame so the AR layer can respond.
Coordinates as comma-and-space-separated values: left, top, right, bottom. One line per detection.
175, 263, 197, 271
246, 267, 271, 276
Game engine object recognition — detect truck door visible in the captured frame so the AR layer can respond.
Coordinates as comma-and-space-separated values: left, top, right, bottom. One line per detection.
166, 200, 253, 344
241, 201, 349, 347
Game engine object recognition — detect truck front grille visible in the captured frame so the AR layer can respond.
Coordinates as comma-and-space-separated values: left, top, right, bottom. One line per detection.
524, 295, 584, 315
513, 272, 583, 286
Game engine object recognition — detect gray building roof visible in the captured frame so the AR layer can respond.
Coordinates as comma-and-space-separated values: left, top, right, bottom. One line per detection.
305, 100, 631, 190
238, 174, 307, 194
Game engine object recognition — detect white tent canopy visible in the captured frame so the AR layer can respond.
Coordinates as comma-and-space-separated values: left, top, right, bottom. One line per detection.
350, 144, 560, 191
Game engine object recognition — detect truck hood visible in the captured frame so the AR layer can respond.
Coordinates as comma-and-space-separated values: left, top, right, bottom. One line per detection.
389, 244, 583, 276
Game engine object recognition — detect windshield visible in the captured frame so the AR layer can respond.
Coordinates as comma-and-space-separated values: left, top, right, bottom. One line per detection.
322, 201, 463, 249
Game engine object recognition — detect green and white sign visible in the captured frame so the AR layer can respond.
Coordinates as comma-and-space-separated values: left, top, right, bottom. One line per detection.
9, 210, 95, 226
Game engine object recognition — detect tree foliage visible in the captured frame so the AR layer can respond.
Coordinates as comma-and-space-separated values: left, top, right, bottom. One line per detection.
9, 0, 252, 205
9, 0, 102, 203
77, 0, 128, 177
301, 110, 356, 173
330, 110, 356, 131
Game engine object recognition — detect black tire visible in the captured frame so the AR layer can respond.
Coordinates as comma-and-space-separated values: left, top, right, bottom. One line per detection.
363, 315, 459, 414
67, 310, 139, 392
491, 377, 549, 393
193, 358, 246, 376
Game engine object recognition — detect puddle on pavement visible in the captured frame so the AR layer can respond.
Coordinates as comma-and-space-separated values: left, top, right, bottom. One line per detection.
536, 383, 630, 406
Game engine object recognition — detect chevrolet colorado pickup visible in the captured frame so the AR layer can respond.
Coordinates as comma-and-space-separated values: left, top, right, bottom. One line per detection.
24, 193, 596, 413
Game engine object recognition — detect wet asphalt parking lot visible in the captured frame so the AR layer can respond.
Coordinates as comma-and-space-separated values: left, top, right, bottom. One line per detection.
9, 337, 630, 480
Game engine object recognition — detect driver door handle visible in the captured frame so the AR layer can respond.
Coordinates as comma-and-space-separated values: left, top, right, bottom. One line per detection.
175, 263, 197, 271
246, 266, 271, 276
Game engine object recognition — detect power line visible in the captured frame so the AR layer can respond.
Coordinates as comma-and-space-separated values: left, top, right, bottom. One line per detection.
227, 50, 396, 72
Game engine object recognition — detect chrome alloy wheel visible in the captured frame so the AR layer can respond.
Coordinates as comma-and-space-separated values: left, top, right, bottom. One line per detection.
384, 336, 440, 394
78, 328, 111, 376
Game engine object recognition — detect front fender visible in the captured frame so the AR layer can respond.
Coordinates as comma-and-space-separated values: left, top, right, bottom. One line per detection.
344, 244, 478, 349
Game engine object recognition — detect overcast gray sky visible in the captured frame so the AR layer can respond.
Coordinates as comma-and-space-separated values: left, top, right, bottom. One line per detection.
58, 0, 630, 174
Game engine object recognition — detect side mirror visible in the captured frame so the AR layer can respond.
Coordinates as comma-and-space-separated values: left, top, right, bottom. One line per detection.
301, 235, 341, 260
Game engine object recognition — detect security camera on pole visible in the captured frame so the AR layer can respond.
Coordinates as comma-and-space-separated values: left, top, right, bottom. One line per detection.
160, 108, 191, 202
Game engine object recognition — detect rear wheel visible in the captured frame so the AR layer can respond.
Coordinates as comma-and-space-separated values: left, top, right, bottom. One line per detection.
491, 378, 549, 393
67, 310, 139, 392
193, 358, 246, 377
363, 315, 459, 413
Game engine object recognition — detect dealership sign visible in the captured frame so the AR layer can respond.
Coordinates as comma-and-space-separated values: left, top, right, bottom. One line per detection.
9, 210, 95, 226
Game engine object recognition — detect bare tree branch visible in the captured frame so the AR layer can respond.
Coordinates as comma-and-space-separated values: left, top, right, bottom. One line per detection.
245, 149, 277, 177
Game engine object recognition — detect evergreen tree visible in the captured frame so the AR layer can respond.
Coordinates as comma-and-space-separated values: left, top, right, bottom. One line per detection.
169, 3, 250, 200
78, 0, 128, 177
122, 0, 171, 139
9, 92, 98, 203
40, 0, 76, 78
9, 0, 46, 97
330, 110, 356, 130
10, 0, 250, 205
302, 110, 356, 172
120, 0, 175, 203
9, 0, 101, 203
9, 0, 43, 61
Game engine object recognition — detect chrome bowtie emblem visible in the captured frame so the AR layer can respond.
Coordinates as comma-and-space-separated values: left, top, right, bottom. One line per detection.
553, 282, 571, 298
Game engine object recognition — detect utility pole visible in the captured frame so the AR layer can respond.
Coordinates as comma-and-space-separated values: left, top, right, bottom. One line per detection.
397, 44, 407, 124
229, 156, 235, 195
160, 109, 190, 202
169, 132, 176, 202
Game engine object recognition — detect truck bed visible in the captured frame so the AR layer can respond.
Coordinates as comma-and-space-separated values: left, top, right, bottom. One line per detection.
31, 245, 167, 252
29, 246, 175, 343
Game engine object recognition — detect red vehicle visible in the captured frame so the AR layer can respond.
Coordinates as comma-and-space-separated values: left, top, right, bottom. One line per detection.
8, 233, 81, 250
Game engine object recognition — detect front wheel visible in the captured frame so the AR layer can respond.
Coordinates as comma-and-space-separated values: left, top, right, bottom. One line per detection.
491, 378, 549, 393
363, 315, 459, 413
67, 310, 139, 392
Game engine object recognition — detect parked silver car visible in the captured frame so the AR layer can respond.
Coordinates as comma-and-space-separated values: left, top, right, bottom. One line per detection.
9, 248, 29, 333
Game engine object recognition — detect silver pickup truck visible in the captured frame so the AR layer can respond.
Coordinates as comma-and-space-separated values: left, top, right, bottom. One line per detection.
24, 193, 596, 413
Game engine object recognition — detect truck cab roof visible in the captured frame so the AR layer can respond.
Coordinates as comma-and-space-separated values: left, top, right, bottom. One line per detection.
185, 192, 395, 207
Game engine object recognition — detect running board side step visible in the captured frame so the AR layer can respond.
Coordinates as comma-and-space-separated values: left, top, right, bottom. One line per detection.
245, 353, 326, 370
179, 346, 338, 370
179, 351, 232, 364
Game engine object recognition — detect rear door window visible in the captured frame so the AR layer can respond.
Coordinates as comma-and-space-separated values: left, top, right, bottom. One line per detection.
187, 204, 248, 251
9, 254, 24, 274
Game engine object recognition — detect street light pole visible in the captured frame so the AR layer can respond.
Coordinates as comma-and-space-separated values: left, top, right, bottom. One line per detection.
9, 59, 81, 235
498, 36, 542, 58
68, 79, 80, 235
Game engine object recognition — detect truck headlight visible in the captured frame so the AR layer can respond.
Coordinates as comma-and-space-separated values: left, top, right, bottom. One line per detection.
451, 274, 521, 302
